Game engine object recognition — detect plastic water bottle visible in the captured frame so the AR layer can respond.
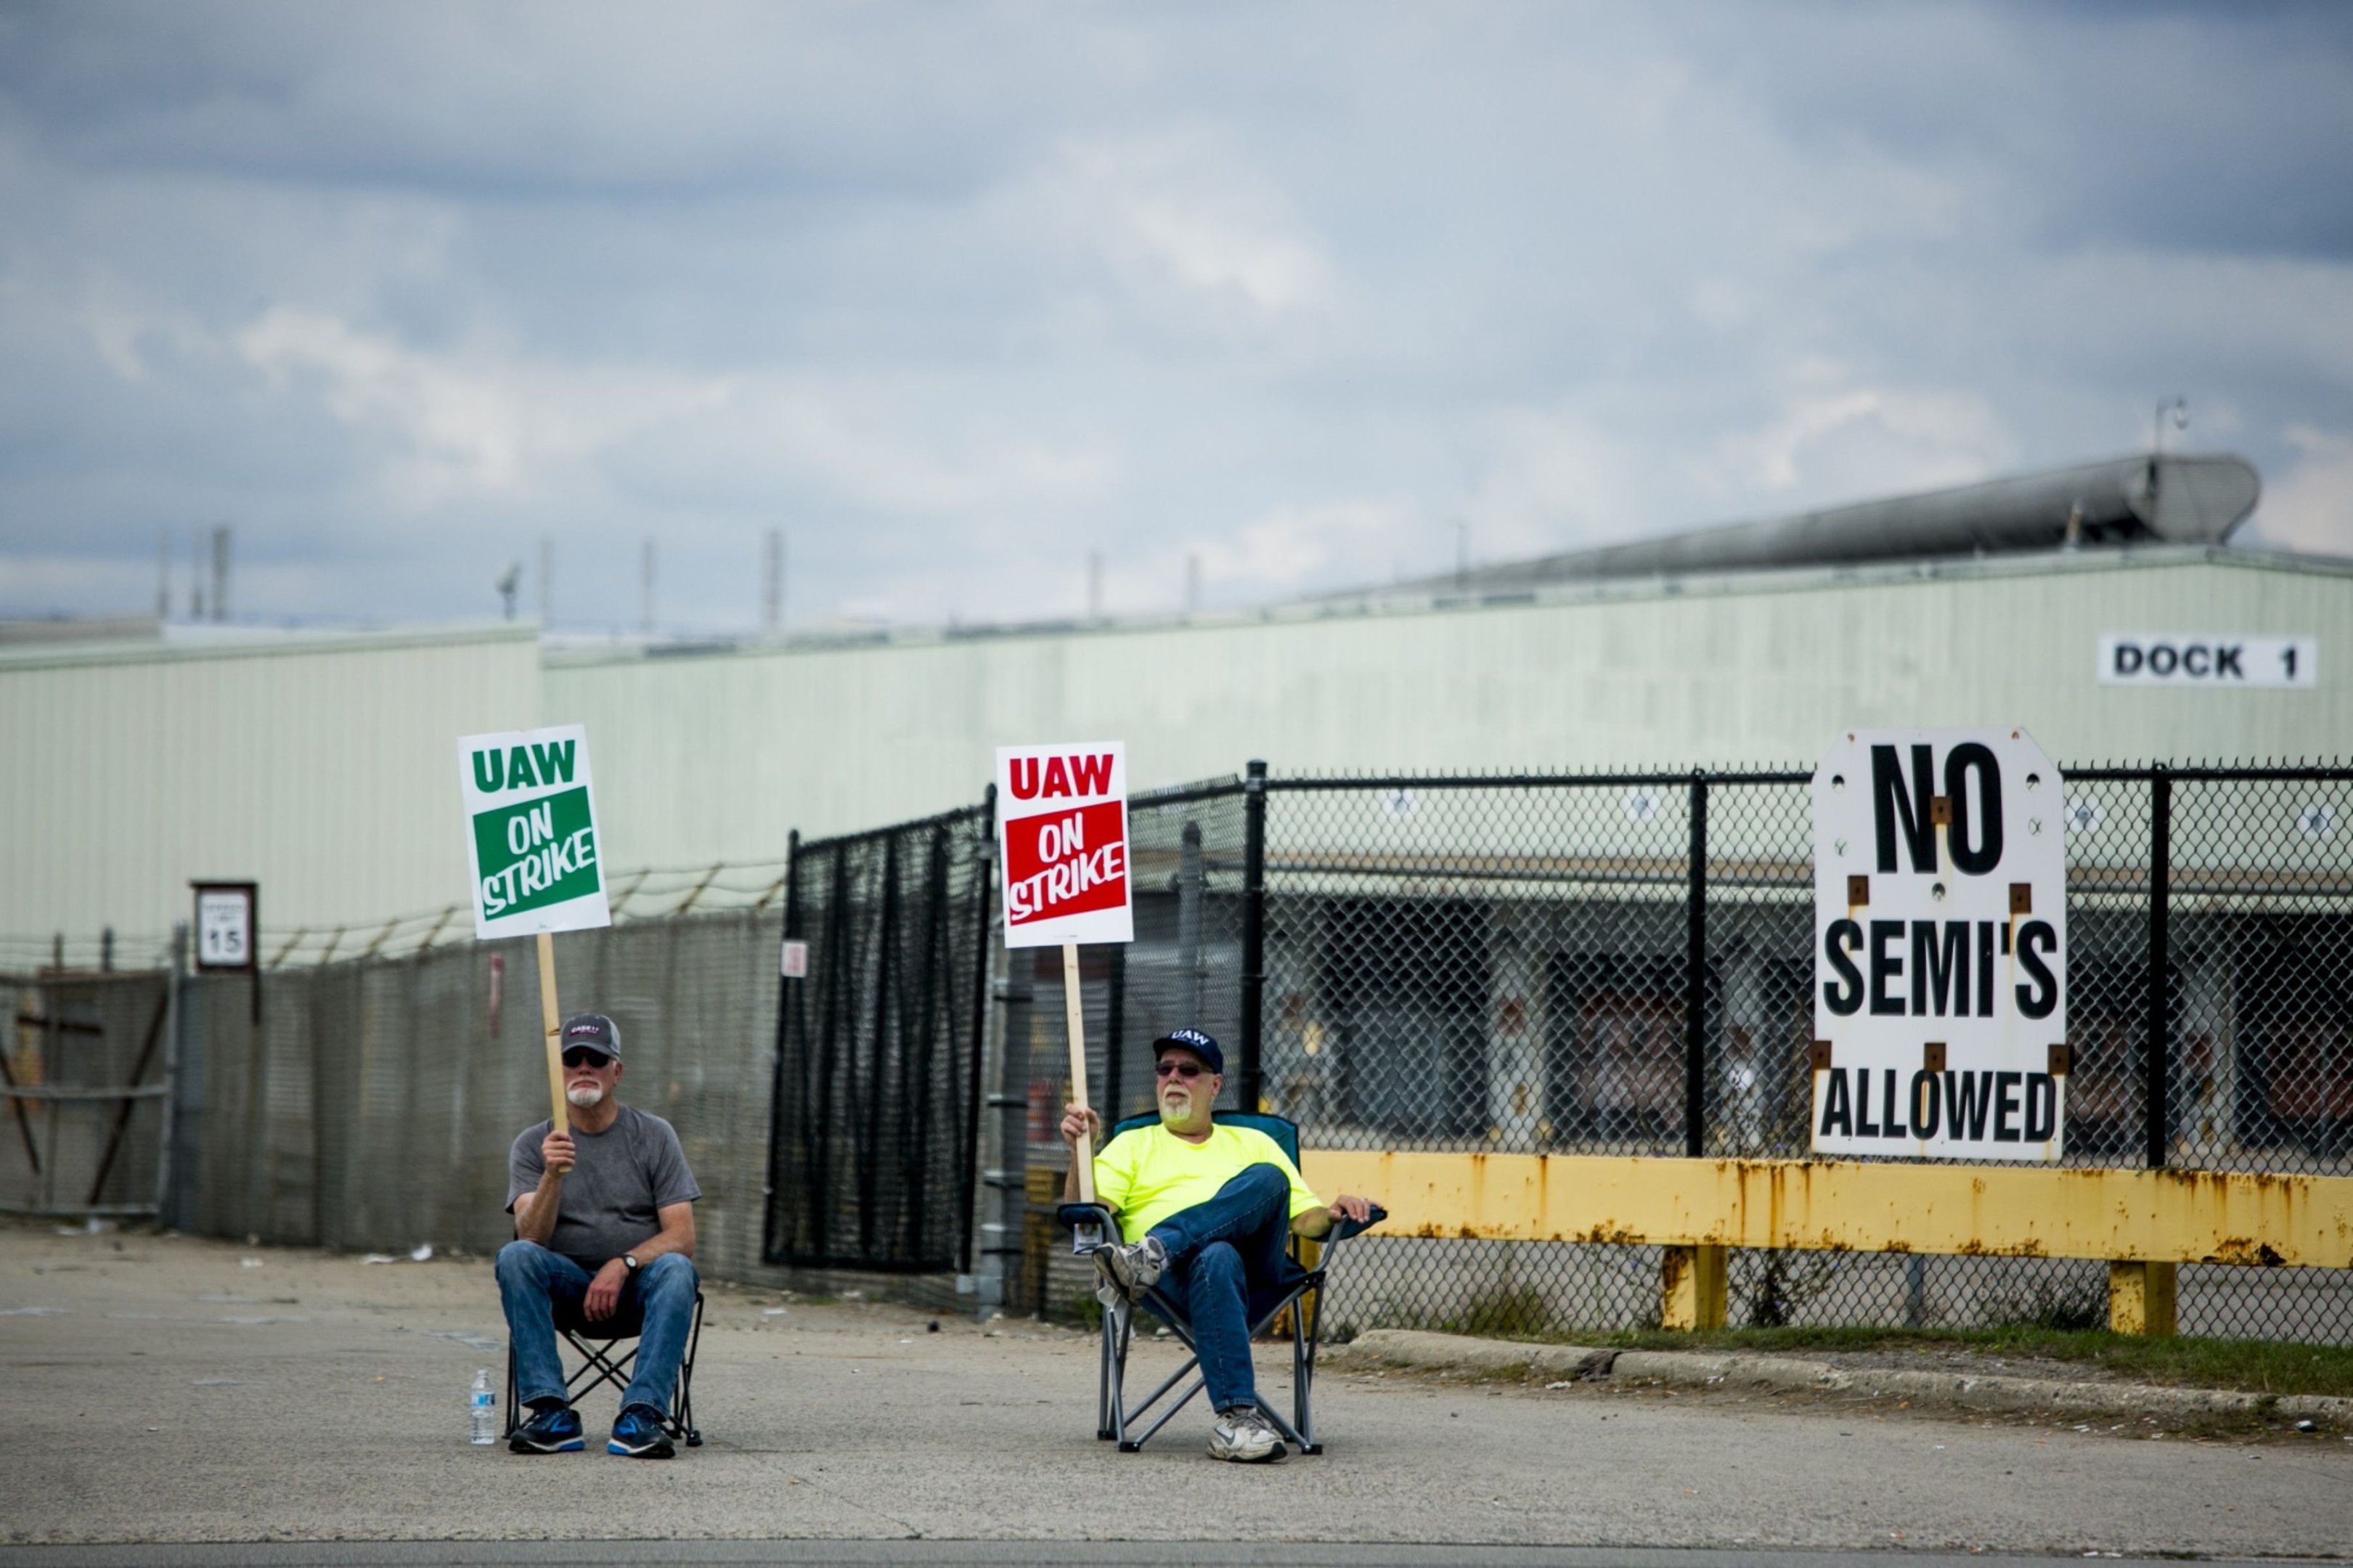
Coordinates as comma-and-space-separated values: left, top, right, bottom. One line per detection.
468, 1368, 497, 1445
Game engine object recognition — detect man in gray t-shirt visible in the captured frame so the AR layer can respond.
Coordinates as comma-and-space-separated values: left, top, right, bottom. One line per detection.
496, 1013, 701, 1459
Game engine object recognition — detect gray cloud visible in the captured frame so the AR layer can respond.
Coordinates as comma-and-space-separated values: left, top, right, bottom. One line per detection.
1, 0, 2348, 630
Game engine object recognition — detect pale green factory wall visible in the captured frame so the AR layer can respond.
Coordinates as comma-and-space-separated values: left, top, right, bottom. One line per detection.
9, 550, 2344, 949
546, 549, 2353, 870
0, 626, 541, 957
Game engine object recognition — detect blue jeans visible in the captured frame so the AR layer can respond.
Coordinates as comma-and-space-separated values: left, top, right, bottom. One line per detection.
496, 1240, 698, 1417
1143, 1164, 1302, 1415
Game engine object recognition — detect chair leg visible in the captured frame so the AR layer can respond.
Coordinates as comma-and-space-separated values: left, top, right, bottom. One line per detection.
674, 1292, 704, 1447
1294, 1291, 1321, 1454
1096, 1305, 1118, 1440
503, 1344, 519, 1438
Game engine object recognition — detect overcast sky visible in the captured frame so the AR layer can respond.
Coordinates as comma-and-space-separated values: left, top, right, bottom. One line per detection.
3, 1, 2349, 634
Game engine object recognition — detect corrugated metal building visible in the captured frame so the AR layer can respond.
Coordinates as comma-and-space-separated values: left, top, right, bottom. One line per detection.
0, 624, 539, 960
555, 543, 2349, 865
6, 453, 2346, 954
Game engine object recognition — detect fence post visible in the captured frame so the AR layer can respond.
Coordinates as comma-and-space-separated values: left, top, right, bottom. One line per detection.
2145, 767, 2173, 1170
765, 830, 799, 1241
1239, 759, 1268, 1115
958, 792, 995, 1278
1104, 943, 1127, 1123
155, 922, 187, 1228
1684, 768, 1709, 1159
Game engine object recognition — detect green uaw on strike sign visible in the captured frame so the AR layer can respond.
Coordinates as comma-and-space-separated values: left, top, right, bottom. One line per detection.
1811, 727, 2066, 1163
457, 724, 611, 941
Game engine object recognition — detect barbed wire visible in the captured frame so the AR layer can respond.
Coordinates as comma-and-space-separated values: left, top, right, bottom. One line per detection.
0, 856, 792, 976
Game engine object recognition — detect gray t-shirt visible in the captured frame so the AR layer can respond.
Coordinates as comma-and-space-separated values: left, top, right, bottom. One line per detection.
507, 1103, 700, 1268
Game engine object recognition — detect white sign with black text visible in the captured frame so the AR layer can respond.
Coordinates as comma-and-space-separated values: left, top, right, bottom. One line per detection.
2098, 633, 2315, 689
1811, 729, 2068, 1162
193, 883, 257, 972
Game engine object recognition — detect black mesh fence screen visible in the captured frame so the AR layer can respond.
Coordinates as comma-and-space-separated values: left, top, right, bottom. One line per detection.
765, 804, 995, 1273
155, 909, 789, 1287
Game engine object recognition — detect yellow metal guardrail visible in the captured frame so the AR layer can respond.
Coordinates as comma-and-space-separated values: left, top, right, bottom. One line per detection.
1304, 1151, 2353, 1336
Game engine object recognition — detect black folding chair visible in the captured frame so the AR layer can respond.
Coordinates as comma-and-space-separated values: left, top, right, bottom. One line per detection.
1057, 1111, 1384, 1455
503, 1289, 706, 1448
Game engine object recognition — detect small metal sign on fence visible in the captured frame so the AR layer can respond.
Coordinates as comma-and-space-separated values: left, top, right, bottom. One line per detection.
1811, 728, 2068, 1161
191, 883, 257, 973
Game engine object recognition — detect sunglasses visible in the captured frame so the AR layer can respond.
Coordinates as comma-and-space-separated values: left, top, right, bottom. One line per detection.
1154, 1060, 1207, 1079
561, 1049, 614, 1070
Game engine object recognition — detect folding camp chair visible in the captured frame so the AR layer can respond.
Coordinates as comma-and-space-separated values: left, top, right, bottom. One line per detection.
503, 1289, 706, 1448
1057, 1111, 1384, 1455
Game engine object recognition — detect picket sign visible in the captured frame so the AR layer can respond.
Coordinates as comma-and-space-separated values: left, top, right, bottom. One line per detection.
458, 724, 613, 1134
996, 741, 1134, 1203
1811, 727, 2068, 1163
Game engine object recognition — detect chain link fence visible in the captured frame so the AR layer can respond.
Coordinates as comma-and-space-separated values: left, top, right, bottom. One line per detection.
160, 908, 786, 1286
20, 756, 2346, 1349
1008, 778, 1253, 1321
1008, 763, 2353, 1345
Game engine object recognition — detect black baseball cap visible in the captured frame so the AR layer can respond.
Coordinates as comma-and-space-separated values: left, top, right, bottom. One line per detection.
560, 1013, 621, 1061
1151, 1028, 1223, 1075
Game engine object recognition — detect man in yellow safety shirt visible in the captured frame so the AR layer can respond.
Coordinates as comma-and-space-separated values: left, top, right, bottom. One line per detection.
1060, 1026, 1377, 1463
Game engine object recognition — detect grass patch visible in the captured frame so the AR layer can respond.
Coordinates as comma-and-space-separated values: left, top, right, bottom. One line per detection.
1456, 1323, 2353, 1399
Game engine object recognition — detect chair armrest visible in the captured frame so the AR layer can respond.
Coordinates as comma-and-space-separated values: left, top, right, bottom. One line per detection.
1329, 1203, 1386, 1243
1056, 1201, 1118, 1254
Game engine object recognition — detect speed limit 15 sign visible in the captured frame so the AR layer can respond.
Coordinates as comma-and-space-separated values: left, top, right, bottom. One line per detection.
192, 882, 258, 973
1811, 730, 2067, 1163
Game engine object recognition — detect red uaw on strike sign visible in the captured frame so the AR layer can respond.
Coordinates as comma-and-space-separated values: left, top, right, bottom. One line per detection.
996, 740, 1133, 948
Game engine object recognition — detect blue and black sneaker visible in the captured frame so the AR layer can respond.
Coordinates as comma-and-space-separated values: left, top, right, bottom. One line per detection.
608, 1405, 675, 1459
508, 1403, 584, 1454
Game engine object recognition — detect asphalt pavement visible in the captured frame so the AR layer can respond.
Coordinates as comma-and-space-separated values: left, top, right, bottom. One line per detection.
1, 1222, 2348, 1563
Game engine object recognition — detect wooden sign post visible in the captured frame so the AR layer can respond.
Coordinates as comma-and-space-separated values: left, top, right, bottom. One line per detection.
1062, 940, 1092, 1198
537, 931, 568, 1137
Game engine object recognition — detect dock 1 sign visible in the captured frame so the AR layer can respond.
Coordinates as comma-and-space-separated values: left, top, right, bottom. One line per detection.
1811, 728, 2067, 1162
995, 740, 1133, 948
457, 724, 611, 941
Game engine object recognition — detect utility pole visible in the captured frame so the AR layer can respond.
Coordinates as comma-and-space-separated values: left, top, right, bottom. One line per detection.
763, 529, 783, 636
640, 539, 655, 637
189, 528, 205, 621
2153, 396, 2187, 457
538, 538, 552, 627
211, 524, 230, 622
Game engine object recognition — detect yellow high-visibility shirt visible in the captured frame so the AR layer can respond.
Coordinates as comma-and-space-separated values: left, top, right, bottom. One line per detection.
1093, 1121, 1324, 1244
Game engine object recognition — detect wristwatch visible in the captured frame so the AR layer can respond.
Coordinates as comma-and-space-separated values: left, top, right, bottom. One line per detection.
622, 1254, 640, 1274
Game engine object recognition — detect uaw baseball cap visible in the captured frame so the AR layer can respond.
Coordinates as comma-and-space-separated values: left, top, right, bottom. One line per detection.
559, 1013, 622, 1061
1151, 1027, 1223, 1075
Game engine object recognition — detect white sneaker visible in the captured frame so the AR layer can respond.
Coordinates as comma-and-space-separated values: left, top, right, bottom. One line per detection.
1209, 1405, 1285, 1463
1094, 1235, 1167, 1302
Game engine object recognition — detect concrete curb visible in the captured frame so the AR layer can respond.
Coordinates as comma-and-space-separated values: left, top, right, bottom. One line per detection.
1332, 1328, 2353, 1427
